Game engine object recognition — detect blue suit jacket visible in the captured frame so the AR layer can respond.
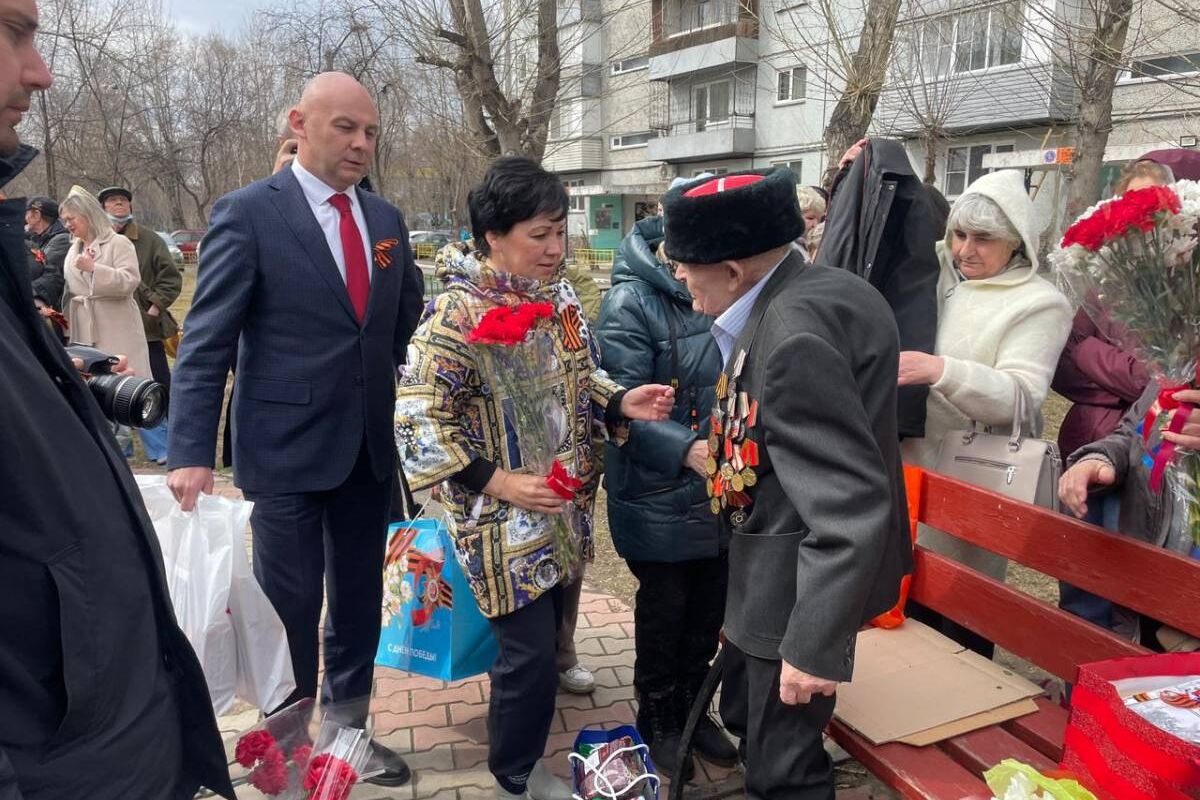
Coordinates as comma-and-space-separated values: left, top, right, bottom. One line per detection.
169, 168, 423, 493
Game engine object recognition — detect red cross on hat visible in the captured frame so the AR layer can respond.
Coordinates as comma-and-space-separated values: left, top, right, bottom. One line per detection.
684, 173, 765, 198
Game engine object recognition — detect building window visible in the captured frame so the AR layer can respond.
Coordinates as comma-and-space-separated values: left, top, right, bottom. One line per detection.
611, 55, 650, 75
611, 131, 657, 149
914, 1, 1023, 79
944, 143, 1015, 196
693, 167, 729, 177
694, 79, 731, 131
1127, 51, 1200, 79
564, 179, 585, 212
773, 160, 803, 181
776, 66, 807, 103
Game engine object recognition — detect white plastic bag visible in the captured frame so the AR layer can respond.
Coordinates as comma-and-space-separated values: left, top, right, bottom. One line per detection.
229, 532, 296, 712
137, 475, 241, 714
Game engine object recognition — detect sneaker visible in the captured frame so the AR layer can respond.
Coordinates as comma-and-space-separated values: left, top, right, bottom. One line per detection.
559, 663, 596, 695
155, 457, 168, 466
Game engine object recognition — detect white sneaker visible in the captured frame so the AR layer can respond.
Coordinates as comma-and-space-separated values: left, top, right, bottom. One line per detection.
527, 759, 572, 800
559, 663, 595, 694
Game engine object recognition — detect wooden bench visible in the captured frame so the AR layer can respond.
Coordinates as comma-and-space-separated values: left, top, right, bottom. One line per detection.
828, 468, 1200, 799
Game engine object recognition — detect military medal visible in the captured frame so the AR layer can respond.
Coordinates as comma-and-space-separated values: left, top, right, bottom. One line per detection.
704, 347, 762, 523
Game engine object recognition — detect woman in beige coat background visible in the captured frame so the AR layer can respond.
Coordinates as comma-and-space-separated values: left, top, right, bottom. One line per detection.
61, 190, 151, 380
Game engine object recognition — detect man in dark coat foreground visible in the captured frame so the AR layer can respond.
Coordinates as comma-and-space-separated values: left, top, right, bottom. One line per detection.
0, 2, 234, 797
665, 168, 911, 799
820, 138, 939, 440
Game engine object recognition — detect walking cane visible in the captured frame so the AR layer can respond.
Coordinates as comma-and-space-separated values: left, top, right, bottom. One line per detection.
668, 646, 726, 800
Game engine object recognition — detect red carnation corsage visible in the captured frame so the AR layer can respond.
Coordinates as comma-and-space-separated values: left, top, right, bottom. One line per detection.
235, 729, 277, 768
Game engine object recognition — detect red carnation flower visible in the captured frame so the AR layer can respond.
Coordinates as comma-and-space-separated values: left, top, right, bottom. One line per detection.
235, 729, 277, 768
1062, 185, 1182, 252
246, 744, 289, 795
467, 302, 556, 346
546, 460, 584, 500
291, 743, 313, 770
304, 753, 360, 800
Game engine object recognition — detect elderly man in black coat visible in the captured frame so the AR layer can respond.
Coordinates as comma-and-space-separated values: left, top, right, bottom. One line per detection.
665, 168, 912, 799
0, 2, 234, 798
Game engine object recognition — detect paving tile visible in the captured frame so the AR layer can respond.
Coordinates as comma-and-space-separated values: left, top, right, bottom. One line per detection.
448, 700, 489, 726
376, 704, 449, 736
560, 699, 636, 731
410, 683, 484, 712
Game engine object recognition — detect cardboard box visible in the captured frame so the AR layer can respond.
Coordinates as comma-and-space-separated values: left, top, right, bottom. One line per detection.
834, 620, 1041, 746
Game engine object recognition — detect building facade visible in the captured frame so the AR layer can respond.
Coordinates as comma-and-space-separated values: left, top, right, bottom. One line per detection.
544, 0, 1200, 248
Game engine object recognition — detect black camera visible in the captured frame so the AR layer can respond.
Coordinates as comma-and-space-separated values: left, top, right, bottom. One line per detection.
65, 344, 167, 429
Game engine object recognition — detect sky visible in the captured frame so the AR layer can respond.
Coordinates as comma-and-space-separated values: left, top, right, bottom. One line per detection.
166, 0, 269, 35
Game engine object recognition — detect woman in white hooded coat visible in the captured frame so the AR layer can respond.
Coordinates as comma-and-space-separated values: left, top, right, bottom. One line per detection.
898, 169, 1072, 654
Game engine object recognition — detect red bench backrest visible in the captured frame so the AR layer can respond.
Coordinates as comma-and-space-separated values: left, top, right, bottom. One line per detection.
906, 469, 1200, 682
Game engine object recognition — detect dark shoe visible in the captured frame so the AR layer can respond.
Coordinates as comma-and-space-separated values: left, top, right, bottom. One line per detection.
681, 683, 738, 768
636, 691, 695, 782
362, 740, 412, 787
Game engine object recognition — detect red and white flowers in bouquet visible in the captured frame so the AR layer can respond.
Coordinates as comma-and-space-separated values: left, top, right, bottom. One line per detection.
466, 301, 583, 571
1051, 181, 1200, 557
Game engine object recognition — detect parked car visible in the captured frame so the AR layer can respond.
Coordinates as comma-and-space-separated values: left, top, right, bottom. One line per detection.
171, 229, 206, 262
157, 231, 185, 267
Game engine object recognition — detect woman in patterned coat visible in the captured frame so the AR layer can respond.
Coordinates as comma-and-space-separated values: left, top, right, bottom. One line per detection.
395, 157, 672, 800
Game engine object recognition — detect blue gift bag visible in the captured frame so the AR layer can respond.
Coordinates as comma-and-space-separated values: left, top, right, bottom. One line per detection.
375, 518, 497, 681
569, 725, 659, 800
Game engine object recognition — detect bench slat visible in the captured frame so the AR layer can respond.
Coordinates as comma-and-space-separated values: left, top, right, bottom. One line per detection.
919, 472, 1200, 639
939, 723, 1058, 776
909, 549, 1149, 682
829, 719, 990, 799
1002, 697, 1069, 763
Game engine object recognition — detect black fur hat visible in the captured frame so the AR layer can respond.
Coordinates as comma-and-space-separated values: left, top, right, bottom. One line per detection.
662, 168, 804, 264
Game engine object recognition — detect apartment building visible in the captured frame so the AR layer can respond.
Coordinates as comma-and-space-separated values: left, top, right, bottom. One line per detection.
545, 0, 1200, 247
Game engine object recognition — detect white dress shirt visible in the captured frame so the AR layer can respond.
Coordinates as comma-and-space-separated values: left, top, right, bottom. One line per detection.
711, 253, 789, 367
291, 158, 374, 285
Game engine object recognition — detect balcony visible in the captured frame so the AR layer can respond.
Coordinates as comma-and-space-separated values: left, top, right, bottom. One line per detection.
650, 0, 758, 59
647, 71, 756, 162
559, 63, 603, 98
557, 0, 601, 27
543, 137, 604, 173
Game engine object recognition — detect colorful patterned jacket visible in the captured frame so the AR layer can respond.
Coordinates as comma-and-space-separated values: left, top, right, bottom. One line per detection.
395, 247, 623, 618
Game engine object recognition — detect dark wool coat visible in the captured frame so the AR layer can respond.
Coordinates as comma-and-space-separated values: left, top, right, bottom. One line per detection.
596, 217, 726, 562
820, 139, 940, 440
25, 218, 68, 309
718, 252, 911, 681
0, 146, 234, 800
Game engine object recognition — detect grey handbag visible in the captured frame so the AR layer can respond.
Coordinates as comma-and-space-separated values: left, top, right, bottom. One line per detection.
933, 385, 1062, 511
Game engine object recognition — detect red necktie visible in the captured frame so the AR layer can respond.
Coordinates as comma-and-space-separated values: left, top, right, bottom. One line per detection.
328, 192, 370, 322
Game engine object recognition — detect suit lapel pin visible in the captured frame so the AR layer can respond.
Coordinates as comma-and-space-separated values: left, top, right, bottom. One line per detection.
373, 238, 400, 268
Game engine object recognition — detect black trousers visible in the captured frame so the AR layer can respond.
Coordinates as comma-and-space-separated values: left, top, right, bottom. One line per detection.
146, 339, 172, 391
487, 585, 565, 784
719, 641, 836, 800
626, 555, 728, 696
243, 439, 391, 721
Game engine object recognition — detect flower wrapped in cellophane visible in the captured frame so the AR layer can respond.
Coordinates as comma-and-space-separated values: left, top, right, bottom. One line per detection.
231, 698, 315, 798
466, 301, 582, 573
1050, 181, 1200, 556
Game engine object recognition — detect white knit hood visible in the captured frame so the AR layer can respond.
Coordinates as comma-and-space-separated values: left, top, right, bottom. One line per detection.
943, 169, 1041, 282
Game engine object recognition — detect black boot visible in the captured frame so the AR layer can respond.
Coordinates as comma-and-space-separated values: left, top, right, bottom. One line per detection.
681, 681, 738, 768
636, 690, 695, 782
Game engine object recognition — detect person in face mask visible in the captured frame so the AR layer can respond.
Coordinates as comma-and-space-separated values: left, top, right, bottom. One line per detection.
97, 186, 181, 464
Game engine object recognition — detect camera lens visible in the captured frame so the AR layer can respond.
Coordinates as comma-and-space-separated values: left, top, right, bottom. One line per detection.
86, 373, 167, 429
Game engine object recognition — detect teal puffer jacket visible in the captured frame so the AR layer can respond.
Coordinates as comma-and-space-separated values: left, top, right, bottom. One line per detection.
596, 217, 725, 562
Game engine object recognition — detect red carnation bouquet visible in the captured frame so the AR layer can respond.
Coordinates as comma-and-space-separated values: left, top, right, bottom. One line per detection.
466, 301, 582, 572
229, 700, 372, 800
1052, 181, 1200, 557
230, 698, 315, 797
